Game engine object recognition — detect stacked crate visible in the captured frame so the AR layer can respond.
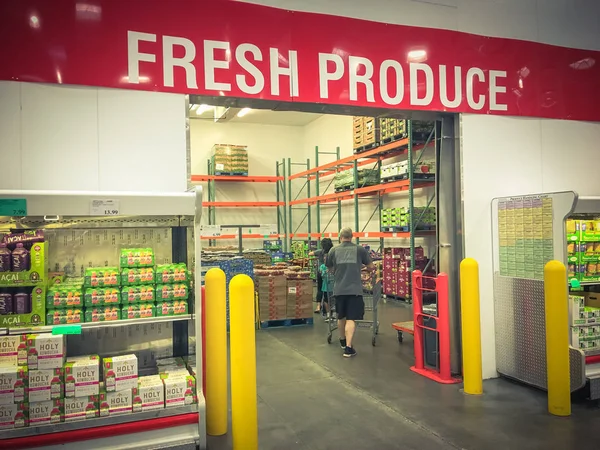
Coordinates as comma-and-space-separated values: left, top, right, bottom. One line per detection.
211, 144, 248, 175
256, 275, 287, 321
286, 279, 313, 319
382, 247, 435, 298
380, 207, 436, 231
352, 117, 380, 152
379, 118, 406, 142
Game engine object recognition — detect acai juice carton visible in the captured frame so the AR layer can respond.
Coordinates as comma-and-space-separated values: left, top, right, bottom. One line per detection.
103, 354, 138, 392
27, 334, 65, 370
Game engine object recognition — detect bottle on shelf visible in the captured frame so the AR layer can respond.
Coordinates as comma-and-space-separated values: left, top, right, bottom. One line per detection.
0, 243, 11, 272
11, 243, 30, 272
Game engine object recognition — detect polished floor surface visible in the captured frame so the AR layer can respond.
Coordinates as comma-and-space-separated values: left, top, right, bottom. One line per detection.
208, 300, 600, 450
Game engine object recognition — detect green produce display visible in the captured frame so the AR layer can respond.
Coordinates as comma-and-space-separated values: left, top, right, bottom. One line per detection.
84, 287, 120, 307
155, 300, 188, 317
85, 306, 121, 322
119, 248, 155, 268
121, 267, 154, 286
46, 308, 84, 325
155, 263, 188, 284
84, 267, 120, 287
121, 285, 155, 304
122, 303, 155, 319
46, 287, 83, 309
156, 283, 188, 301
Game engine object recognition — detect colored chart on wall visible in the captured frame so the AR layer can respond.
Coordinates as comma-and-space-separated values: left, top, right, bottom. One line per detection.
497, 195, 554, 280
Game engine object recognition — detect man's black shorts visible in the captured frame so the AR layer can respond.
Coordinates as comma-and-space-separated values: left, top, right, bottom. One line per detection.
335, 295, 364, 321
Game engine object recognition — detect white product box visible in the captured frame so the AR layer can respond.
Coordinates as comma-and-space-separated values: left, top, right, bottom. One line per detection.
0, 366, 27, 404
28, 369, 63, 403
0, 402, 27, 429
27, 334, 65, 370
133, 376, 165, 412
570, 294, 587, 326
103, 354, 138, 392
0, 335, 27, 367
106, 389, 133, 416
164, 374, 196, 408
64, 395, 99, 422
65, 358, 99, 398
29, 399, 64, 425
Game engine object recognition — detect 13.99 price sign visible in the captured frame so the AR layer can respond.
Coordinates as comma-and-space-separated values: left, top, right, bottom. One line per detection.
90, 199, 121, 216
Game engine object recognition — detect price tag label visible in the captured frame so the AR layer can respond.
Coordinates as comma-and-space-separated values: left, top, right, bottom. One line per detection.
201, 224, 221, 237
90, 199, 120, 216
258, 224, 278, 236
0, 199, 27, 216
392, 233, 398, 238
288, 287, 297, 294
52, 324, 82, 335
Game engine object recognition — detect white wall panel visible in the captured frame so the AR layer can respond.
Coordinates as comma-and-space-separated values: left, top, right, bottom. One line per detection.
20, 83, 99, 191
0, 82, 22, 190
97, 89, 187, 192
537, 0, 600, 51
462, 114, 545, 379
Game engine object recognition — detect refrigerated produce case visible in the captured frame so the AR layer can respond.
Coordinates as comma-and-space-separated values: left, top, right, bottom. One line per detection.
0, 189, 206, 449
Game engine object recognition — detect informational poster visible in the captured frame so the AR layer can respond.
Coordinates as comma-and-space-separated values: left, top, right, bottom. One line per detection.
497, 195, 554, 280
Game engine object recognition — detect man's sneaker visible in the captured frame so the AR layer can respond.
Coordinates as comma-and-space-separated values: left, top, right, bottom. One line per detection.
340, 338, 347, 349
343, 346, 357, 358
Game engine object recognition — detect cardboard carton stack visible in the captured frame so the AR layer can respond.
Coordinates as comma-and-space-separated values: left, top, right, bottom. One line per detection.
211, 144, 248, 175
286, 279, 313, 319
352, 116, 380, 152
571, 292, 600, 350
256, 275, 287, 321
382, 247, 435, 298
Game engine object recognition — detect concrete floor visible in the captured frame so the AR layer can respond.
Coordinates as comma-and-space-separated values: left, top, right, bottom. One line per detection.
208, 300, 600, 450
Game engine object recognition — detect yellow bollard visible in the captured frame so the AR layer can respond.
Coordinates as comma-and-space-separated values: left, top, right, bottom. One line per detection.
459, 258, 483, 395
229, 274, 258, 450
205, 268, 228, 436
544, 260, 571, 416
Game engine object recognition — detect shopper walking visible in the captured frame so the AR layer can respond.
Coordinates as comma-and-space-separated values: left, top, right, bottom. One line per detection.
326, 227, 374, 357
310, 238, 334, 315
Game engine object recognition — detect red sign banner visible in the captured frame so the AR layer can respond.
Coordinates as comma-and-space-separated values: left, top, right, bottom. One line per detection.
1, 0, 599, 121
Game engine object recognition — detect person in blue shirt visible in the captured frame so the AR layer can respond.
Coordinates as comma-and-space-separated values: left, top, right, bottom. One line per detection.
310, 238, 334, 315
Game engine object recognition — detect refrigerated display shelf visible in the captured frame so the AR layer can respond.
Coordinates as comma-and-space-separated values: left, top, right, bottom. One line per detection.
1, 314, 192, 335
0, 404, 199, 440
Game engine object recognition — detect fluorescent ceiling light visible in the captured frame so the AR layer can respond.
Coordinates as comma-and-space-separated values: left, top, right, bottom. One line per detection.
237, 107, 252, 118
196, 104, 213, 115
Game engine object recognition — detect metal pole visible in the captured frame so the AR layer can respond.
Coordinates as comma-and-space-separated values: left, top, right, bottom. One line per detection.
337, 147, 342, 233
287, 158, 292, 245
282, 159, 288, 252
437, 115, 462, 375
408, 120, 415, 279
315, 147, 321, 235
307, 158, 312, 242
354, 159, 359, 244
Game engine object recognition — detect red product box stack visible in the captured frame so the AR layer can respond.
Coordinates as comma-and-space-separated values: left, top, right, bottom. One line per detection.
382, 247, 435, 298
286, 279, 313, 319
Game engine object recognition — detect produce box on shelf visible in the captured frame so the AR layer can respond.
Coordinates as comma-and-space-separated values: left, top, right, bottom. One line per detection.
155, 263, 188, 284
46, 308, 84, 325
155, 300, 189, 317
352, 116, 380, 152
85, 306, 121, 323
256, 275, 287, 321
286, 279, 313, 319
122, 303, 156, 319
119, 248, 155, 268
84, 287, 121, 307
84, 267, 120, 288
121, 285, 155, 304
46, 286, 83, 309
211, 144, 248, 175
121, 267, 155, 286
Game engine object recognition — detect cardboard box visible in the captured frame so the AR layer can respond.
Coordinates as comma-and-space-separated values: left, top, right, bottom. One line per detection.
28, 368, 63, 403
133, 376, 165, 412
106, 389, 132, 416
27, 334, 66, 370
0, 366, 27, 404
29, 399, 63, 425
586, 292, 600, 309
65, 358, 100, 398
0, 335, 27, 367
0, 402, 28, 429
163, 374, 196, 408
64, 394, 101, 422
103, 354, 138, 392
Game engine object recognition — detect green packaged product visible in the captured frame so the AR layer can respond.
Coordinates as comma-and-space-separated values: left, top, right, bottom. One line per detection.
119, 248, 155, 268
85, 306, 121, 323
46, 287, 83, 309
121, 267, 155, 286
155, 300, 188, 317
62, 277, 85, 287
155, 263, 188, 283
84, 268, 120, 287
122, 303, 155, 320
120, 285, 155, 304
84, 287, 121, 307
46, 308, 84, 325
156, 283, 189, 301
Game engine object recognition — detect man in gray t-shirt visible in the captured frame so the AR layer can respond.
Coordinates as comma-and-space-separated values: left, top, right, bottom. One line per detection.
326, 227, 374, 357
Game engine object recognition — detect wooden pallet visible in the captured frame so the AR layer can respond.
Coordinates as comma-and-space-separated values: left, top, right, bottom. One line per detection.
381, 133, 407, 144
260, 318, 314, 329
214, 171, 249, 176
381, 173, 435, 183
353, 142, 379, 154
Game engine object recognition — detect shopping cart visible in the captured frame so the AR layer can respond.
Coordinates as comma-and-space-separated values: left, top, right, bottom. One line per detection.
326, 271, 381, 346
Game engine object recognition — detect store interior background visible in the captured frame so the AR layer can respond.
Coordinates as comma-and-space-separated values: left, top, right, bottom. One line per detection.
1, 0, 600, 382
